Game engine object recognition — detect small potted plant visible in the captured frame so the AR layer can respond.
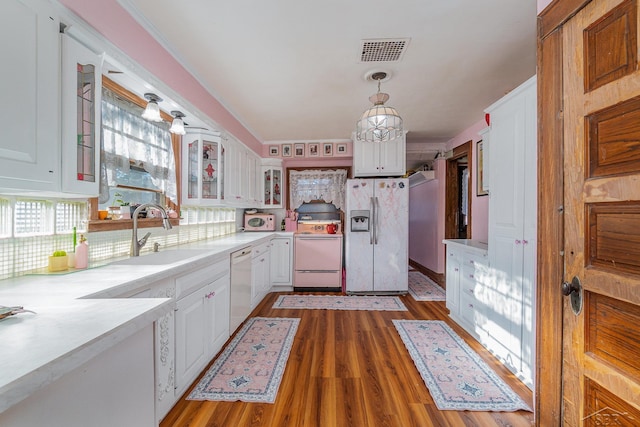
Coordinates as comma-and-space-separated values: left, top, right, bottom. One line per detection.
48, 250, 68, 272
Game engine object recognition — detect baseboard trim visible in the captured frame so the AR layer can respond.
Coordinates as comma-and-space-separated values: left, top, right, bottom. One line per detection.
408, 259, 445, 289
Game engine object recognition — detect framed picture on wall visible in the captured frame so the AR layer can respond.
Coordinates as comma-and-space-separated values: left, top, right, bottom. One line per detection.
476, 140, 488, 196
323, 143, 333, 156
308, 143, 319, 156
294, 143, 305, 157
282, 144, 292, 157
269, 145, 279, 156
336, 143, 347, 154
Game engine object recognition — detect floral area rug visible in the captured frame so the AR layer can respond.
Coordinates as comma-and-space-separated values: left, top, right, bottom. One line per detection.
188, 317, 299, 403
393, 320, 532, 412
273, 295, 407, 311
408, 271, 446, 301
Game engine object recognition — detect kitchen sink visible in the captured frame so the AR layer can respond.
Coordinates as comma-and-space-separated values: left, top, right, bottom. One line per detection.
110, 249, 205, 265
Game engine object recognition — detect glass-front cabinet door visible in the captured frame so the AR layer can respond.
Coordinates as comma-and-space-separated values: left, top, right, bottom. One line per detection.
61, 33, 104, 196
182, 129, 224, 205
262, 161, 282, 208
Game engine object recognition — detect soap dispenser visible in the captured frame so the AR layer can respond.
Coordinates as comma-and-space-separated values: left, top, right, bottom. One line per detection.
75, 234, 89, 269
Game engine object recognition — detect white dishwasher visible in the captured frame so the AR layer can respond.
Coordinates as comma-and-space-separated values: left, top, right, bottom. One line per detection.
230, 247, 252, 333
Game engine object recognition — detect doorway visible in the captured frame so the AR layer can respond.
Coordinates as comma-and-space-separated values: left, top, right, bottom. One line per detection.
445, 140, 472, 240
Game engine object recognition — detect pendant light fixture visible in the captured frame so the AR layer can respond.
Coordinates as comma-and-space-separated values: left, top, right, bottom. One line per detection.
169, 110, 186, 135
355, 72, 403, 142
142, 93, 163, 122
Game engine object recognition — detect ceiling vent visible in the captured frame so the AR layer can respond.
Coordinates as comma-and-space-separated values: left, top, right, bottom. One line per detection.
359, 38, 410, 63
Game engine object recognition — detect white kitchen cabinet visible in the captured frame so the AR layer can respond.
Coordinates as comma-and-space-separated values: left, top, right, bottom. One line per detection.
443, 240, 488, 340
182, 129, 225, 206
262, 159, 283, 208
445, 247, 461, 315
60, 33, 104, 196
251, 241, 271, 308
353, 133, 406, 177
148, 280, 176, 422
223, 137, 260, 207
174, 260, 230, 397
0, 0, 60, 194
485, 75, 536, 388
270, 236, 292, 289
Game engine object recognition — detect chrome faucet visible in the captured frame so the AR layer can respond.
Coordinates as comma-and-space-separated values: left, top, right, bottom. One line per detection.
130, 203, 173, 257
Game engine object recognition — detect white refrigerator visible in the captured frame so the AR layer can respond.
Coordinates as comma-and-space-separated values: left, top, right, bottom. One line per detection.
345, 178, 408, 293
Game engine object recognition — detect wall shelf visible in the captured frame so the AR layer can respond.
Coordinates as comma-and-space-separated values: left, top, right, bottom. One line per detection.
408, 170, 436, 187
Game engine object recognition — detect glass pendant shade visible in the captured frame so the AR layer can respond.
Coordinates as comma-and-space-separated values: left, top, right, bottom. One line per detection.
169, 116, 186, 135
355, 83, 403, 142
142, 93, 163, 122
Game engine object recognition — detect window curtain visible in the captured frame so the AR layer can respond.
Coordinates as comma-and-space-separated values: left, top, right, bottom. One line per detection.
99, 89, 177, 204
289, 169, 348, 210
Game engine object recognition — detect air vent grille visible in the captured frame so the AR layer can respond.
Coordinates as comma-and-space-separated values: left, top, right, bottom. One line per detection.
360, 38, 410, 62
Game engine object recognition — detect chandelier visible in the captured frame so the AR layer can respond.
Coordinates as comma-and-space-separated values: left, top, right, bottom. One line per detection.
355, 72, 403, 142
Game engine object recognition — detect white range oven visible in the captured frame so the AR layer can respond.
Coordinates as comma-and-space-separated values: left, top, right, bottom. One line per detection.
293, 201, 343, 291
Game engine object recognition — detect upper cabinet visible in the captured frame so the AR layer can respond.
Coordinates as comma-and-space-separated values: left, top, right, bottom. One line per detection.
224, 138, 260, 207
182, 129, 225, 206
352, 133, 406, 177
0, 0, 60, 193
61, 33, 104, 196
262, 159, 282, 208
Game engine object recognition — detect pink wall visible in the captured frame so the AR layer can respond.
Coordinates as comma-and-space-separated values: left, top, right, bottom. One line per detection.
59, 0, 262, 155
409, 158, 446, 273
447, 119, 489, 244
408, 119, 488, 274
538, 0, 553, 14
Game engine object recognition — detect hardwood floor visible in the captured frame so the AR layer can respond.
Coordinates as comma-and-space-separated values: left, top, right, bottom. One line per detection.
161, 292, 534, 427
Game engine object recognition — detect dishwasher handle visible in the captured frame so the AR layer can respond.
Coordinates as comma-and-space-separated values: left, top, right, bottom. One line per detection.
231, 247, 252, 264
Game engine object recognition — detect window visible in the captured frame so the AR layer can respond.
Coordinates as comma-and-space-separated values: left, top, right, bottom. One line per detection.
288, 169, 348, 210
88, 78, 181, 229
100, 83, 177, 209
0, 197, 88, 238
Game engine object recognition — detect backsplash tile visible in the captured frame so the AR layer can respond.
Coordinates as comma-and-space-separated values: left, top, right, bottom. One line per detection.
0, 207, 236, 281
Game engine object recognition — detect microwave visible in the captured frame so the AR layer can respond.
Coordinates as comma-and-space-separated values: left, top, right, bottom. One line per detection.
244, 214, 276, 231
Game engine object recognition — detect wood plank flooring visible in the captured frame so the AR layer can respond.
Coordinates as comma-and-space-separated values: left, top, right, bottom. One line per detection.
161, 292, 534, 427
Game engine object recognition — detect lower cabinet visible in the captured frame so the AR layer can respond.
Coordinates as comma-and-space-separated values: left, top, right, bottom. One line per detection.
174, 261, 230, 398
443, 240, 488, 340
270, 236, 292, 288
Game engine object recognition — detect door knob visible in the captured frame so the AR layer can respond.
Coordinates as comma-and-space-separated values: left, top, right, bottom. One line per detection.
562, 276, 583, 315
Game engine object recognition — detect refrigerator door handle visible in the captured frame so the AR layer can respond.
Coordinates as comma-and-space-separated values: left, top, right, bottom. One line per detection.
374, 196, 380, 244
370, 196, 375, 245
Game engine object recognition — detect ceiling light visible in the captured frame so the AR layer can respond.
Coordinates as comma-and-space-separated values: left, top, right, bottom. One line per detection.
142, 93, 163, 122
355, 72, 403, 142
169, 111, 186, 135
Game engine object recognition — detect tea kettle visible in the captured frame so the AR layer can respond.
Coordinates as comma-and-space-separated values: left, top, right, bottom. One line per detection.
326, 223, 337, 234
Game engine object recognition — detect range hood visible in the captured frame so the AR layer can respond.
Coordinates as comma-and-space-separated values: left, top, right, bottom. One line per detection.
408, 170, 436, 187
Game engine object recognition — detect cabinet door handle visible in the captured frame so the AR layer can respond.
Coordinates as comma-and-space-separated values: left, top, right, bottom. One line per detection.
515, 239, 522, 245
468, 303, 474, 308
469, 260, 475, 265
523, 239, 529, 245
205, 291, 216, 299
469, 274, 474, 279
454, 267, 459, 272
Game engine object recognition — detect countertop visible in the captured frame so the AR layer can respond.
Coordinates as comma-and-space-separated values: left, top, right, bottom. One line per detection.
442, 239, 489, 253
0, 231, 290, 414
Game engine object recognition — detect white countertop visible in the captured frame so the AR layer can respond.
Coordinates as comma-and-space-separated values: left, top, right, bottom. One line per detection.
0, 231, 289, 414
442, 239, 489, 254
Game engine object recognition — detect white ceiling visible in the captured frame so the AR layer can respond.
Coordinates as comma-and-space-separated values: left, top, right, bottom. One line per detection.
118, 0, 537, 169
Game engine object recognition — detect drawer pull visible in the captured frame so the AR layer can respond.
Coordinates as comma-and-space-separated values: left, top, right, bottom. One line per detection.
205, 291, 216, 299
468, 303, 474, 308
469, 260, 475, 265
454, 268, 459, 272
469, 274, 474, 279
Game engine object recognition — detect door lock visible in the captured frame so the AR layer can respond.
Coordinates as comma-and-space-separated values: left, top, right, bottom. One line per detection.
562, 276, 583, 315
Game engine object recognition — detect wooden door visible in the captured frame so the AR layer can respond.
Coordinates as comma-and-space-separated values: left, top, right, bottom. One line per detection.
562, 0, 640, 424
